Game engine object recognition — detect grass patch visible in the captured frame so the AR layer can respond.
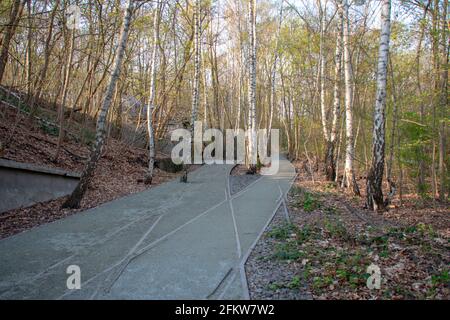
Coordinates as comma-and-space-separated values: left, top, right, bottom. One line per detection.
273, 241, 304, 261
312, 275, 333, 289
290, 189, 321, 212
267, 276, 303, 291
268, 282, 284, 291
324, 219, 350, 241
302, 192, 320, 212
431, 269, 449, 286
287, 275, 302, 289
267, 223, 297, 240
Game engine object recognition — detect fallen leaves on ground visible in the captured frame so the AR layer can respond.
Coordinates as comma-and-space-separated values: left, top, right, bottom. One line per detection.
249, 160, 449, 300
0, 104, 193, 239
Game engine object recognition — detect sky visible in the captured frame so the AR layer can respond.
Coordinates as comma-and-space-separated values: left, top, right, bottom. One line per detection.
270, 0, 417, 28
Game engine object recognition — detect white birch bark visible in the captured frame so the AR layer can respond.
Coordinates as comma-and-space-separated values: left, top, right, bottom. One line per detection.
318, 0, 329, 142
235, 48, 242, 132
341, 0, 360, 195
202, 50, 209, 128
366, 0, 391, 210
268, 0, 283, 136
325, 1, 343, 181
190, 0, 201, 131
145, 1, 163, 184
331, 13, 342, 149
235, 2, 244, 132
53, 26, 76, 161
25, 0, 32, 97
181, 0, 201, 182
247, 0, 257, 172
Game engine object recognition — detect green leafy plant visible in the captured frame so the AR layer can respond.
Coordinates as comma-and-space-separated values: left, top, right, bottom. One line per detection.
268, 282, 283, 291
431, 269, 449, 286
324, 219, 349, 241
268, 223, 297, 240
273, 241, 303, 261
287, 275, 302, 289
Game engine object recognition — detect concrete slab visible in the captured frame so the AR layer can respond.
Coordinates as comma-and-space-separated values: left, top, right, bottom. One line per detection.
0, 157, 296, 299
0, 159, 80, 213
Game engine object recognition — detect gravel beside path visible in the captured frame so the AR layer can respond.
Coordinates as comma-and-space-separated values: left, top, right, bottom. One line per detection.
245, 203, 313, 300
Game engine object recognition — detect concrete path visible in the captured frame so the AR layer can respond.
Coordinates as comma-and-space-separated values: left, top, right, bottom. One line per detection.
0, 157, 296, 299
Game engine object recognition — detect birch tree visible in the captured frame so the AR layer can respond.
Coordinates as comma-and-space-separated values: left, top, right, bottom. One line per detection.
341, 0, 360, 195
438, 0, 448, 202
25, 0, 32, 97
63, 0, 135, 208
325, 0, 343, 181
179, 0, 201, 183
53, 25, 76, 161
190, 0, 201, 130
268, 0, 284, 140
145, 1, 164, 185
247, 0, 257, 173
366, 0, 391, 211
319, 0, 329, 145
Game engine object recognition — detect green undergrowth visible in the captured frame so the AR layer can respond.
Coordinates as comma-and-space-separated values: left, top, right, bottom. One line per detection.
266, 203, 449, 299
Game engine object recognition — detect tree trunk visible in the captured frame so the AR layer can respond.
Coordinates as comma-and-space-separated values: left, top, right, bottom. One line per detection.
366, 0, 391, 211
247, 0, 257, 173
386, 57, 398, 204
0, 0, 24, 84
318, 0, 329, 144
53, 27, 76, 161
190, 0, 201, 131
63, 0, 134, 208
25, 0, 32, 97
431, 0, 440, 200
202, 50, 209, 128
181, 0, 201, 182
415, 2, 429, 195
325, 3, 343, 181
268, 1, 283, 140
29, 0, 60, 115
145, 1, 164, 185
341, 0, 360, 195
438, 0, 448, 202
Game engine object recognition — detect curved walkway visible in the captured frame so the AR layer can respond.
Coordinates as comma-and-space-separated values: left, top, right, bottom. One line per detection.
0, 157, 296, 299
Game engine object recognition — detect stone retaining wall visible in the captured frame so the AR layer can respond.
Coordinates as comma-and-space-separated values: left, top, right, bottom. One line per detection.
0, 159, 80, 213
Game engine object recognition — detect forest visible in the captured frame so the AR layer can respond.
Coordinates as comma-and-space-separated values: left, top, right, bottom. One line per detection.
0, 0, 448, 300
